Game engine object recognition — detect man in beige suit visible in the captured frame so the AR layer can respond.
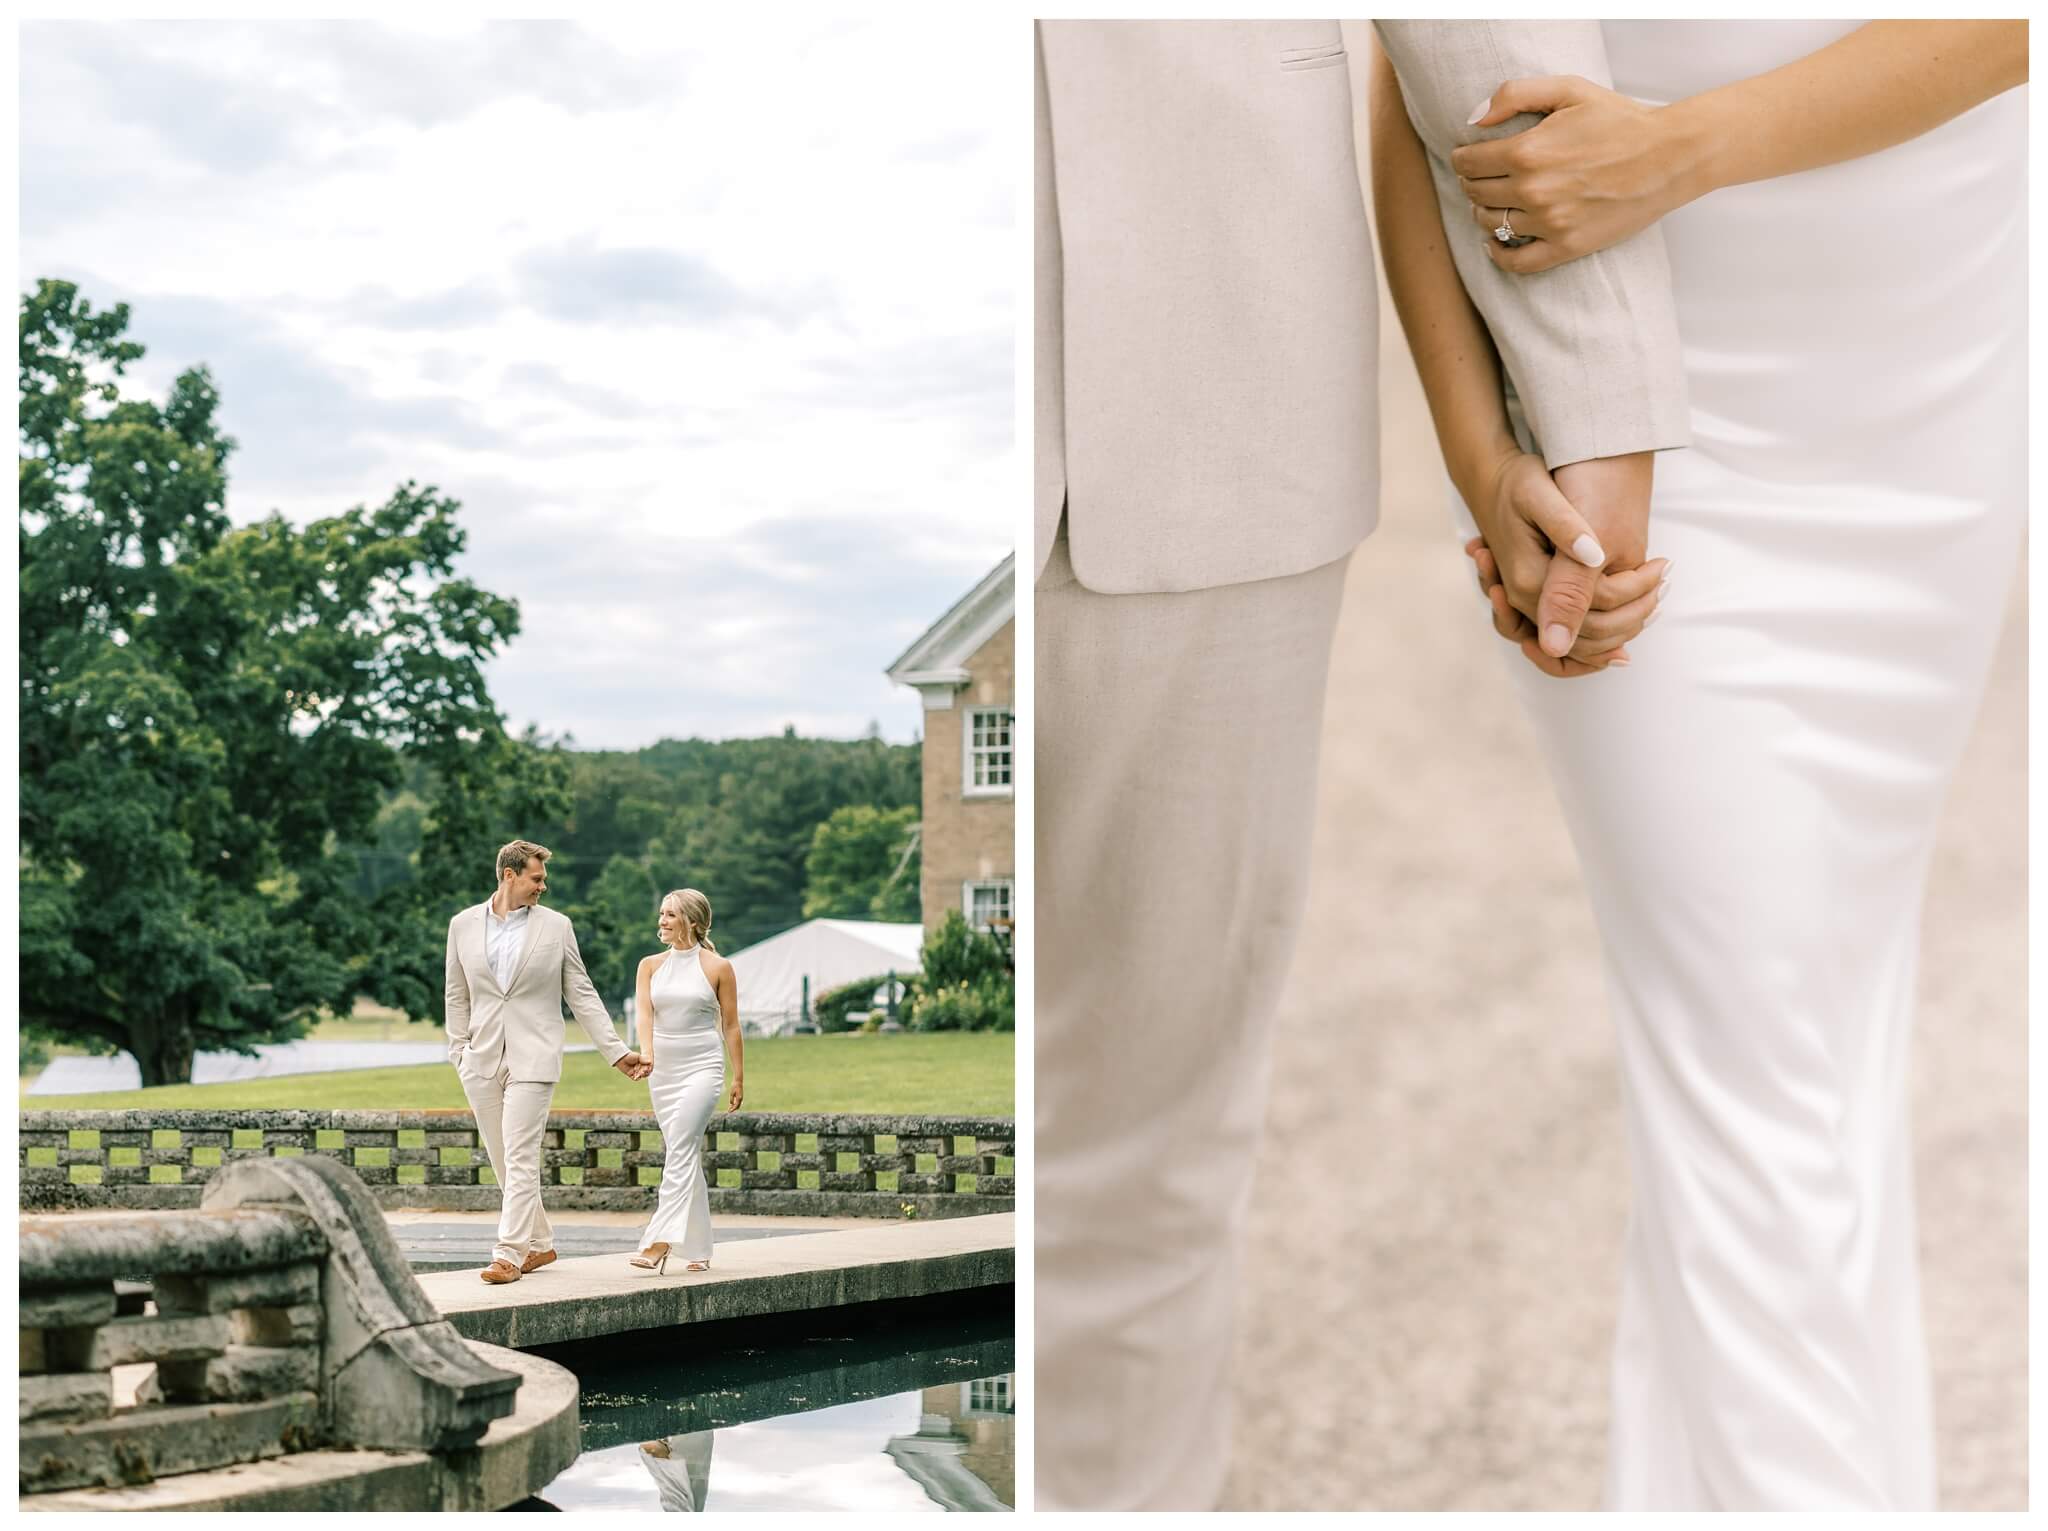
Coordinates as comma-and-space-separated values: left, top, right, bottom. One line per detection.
445, 839, 649, 1284
1036, 20, 1688, 1510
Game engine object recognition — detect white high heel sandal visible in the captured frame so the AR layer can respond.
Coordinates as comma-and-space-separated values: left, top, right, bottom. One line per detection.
628, 1243, 670, 1273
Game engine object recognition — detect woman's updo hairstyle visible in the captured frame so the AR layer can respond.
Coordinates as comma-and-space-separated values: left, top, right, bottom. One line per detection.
662, 888, 716, 952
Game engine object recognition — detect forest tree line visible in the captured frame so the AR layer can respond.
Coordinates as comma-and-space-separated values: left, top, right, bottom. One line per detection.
354, 734, 923, 1012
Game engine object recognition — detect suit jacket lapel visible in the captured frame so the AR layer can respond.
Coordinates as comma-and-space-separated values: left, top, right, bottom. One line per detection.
504, 905, 544, 994
471, 900, 505, 996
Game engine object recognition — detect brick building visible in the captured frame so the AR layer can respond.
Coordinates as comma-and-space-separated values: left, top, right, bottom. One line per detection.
886, 556, 1014, 935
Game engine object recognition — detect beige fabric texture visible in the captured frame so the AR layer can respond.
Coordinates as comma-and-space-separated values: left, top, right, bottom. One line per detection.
458, 1066, 558, 1267
1033, 16, 1695, 1512
1034, 19, 1691, 596
1036, 19, 1376, 595
444, 899, 629, 1083
1373, 20, 1691, 468
1034, 526, 1350, 1511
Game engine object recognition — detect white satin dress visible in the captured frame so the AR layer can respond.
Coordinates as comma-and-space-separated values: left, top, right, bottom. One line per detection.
639, 1432, 715, 1511
1469, 22, 2026, 1511
640, 946, 726, 1265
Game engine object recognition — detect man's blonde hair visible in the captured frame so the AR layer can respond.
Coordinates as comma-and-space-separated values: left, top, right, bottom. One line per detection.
496, 840, 552, 879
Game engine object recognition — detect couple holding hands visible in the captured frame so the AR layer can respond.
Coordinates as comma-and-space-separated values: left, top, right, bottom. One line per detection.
1036, 18, 2026, 1513
444, 840, 742, 1284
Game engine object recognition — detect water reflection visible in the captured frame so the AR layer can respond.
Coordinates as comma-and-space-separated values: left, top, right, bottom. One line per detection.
638, 1433, 712, 1511
529, 1302, 1013, 1512
884, 1377, 1015, 1512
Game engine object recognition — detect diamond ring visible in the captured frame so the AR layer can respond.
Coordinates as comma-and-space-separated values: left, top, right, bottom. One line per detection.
1494, 210, 1517, 244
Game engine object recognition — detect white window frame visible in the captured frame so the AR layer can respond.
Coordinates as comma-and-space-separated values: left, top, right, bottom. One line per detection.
961, 878, 1013, 933
962, 1375, 1014, 1417
961, 704, 1013, 799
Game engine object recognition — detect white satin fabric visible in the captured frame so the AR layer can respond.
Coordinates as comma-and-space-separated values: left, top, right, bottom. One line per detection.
1474, 23, 2027, 1510
640, 947, 725, 1264
639, 1432, 715, 1511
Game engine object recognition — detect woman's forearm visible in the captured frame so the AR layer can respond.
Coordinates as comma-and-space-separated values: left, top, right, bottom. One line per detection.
1665, 21, 2027, 201
1367, 37, 1519, 510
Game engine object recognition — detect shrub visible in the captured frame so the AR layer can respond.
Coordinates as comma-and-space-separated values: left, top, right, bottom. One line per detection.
919, 910, 1009, 989
909, 912, 1012, 1033
907, 920, 1014, 1033
910, 981, 981, 1032
812, 971, 911, 1033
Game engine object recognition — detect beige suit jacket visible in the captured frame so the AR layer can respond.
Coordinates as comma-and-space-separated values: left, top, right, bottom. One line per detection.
444, 900, 630, 1084
1035, 19, 1691, 596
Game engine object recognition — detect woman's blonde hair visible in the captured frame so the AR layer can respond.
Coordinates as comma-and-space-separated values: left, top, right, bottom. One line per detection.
661, 888, 716, 952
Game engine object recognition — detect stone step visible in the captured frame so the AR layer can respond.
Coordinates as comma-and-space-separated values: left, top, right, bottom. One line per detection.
22, 1343, 577, 1512
20, 1392, 322, 1493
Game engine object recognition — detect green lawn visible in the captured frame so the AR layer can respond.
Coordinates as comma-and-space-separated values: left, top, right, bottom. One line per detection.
20, 1033, 1013, 1115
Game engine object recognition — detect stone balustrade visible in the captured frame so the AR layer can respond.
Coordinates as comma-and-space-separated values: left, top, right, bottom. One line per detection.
22, 1110, 1017, 1219
19, 1154, 570, 1507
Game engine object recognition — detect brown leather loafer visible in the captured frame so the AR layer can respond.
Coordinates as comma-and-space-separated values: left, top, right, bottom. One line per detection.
479, 1259, 522, 1284
520, 1248, 558, 1274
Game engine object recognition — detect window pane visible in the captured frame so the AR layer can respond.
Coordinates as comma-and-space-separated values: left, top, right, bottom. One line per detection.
969, 708, 1013, 789
966, 880, 1013, 931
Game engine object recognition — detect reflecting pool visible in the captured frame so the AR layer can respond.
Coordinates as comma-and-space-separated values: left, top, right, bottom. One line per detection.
520, 1297, 1013, 1512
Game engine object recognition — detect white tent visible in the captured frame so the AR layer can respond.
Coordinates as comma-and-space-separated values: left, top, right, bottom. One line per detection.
722, 919, 923, 1036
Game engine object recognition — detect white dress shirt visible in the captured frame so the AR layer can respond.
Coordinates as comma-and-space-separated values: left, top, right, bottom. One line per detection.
485, 902, 531, 991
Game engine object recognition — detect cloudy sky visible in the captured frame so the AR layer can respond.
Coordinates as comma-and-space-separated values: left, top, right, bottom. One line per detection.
21, 16, 1012, 748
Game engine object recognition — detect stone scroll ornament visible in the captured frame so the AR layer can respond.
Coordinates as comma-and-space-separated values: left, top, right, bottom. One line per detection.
20, 1155, 523, 1494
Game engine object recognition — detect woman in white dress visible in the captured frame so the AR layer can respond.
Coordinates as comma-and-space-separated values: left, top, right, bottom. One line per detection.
638, 1432, 715, 1512
1370, 21, 2027, 1511
630, 889, 744, 1275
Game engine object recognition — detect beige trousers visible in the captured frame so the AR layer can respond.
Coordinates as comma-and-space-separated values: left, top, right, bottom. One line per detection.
1035, 526, 1351, 1510
458, 1062, 557, 1268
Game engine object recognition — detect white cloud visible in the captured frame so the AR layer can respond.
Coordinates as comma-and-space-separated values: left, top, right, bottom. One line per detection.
21, 16, 1013, 748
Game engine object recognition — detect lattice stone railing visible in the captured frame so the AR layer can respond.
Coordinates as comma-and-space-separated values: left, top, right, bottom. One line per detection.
21, 1111, 1016, 1218
20, 1154, 524, 1497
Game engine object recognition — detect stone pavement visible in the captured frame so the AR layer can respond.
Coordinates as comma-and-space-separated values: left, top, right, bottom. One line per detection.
419, 1212, 1016, 1349
1220, 125, 2028, 1511
381, 1209, 855, 1272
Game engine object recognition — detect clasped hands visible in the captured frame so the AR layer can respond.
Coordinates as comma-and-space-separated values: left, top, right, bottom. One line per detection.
1447, 74, 1680, 669
1468, 446, 1667, 678
612, 1052, 745, 1112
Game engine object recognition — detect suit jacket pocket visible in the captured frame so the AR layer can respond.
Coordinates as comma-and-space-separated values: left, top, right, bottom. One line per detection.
516, 939, 561, 987
1279, 44, 1348, 72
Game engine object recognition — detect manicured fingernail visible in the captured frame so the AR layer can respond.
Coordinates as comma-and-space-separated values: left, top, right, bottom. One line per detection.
1655, 579, 1669, 604
1644, 606, 1663, 627
1467, 98, 1490, 124
1571, 535, 1605, 567
1542, 623, 1571, 655
1610, 652, 1632, 668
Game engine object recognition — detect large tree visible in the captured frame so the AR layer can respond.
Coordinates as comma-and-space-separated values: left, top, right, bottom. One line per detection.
19, 279, 557, 1083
